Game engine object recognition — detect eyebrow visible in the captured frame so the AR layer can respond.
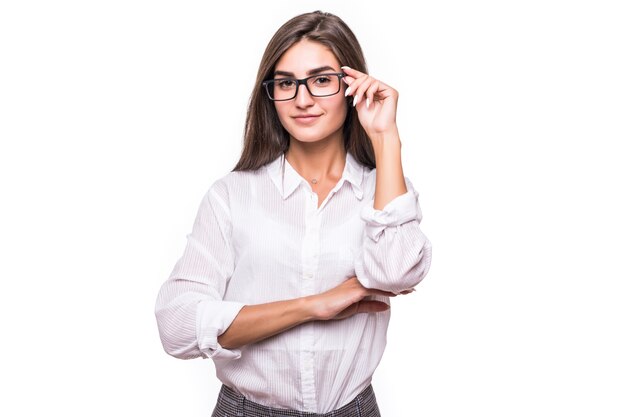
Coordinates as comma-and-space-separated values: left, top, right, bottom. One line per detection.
273, 65, 337, 77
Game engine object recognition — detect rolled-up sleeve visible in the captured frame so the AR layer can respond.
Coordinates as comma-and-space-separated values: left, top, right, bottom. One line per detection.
355, 176, 432, 294
155, 182, 245, 362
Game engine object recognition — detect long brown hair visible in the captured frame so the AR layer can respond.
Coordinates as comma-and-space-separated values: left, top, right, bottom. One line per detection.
232, 10, 376, 172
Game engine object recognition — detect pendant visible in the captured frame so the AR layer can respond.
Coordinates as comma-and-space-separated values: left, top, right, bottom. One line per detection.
311, 179, 318, 184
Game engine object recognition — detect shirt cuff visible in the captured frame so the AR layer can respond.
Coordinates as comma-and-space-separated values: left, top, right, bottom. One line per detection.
360, 191, 419, 242
196, 299, 245, 361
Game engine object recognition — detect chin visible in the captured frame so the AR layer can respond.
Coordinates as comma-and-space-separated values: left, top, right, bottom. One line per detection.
288, 126, 343, 144
293, 131, 321, 141
286, 127, 322, 142
292, 133, 332, 144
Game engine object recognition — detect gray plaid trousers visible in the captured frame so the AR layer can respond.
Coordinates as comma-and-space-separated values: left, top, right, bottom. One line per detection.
210, 384, 382, 417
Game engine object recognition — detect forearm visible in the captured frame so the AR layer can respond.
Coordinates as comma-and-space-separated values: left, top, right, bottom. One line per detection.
370, 126, 408, 210
219, 277, 399, 349
357, 127, 432, 293
217, 296, 316, 349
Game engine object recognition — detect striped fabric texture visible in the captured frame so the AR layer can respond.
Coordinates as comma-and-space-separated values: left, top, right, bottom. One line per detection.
155, 151, 432, 413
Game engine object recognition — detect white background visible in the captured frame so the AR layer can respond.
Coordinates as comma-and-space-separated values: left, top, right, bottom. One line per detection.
1, 1, 625, 416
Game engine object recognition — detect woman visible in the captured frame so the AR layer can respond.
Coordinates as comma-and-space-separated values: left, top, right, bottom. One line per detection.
155, 10, 432, 417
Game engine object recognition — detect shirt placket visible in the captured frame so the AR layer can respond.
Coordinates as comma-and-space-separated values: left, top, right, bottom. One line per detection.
300, 190, 321, 412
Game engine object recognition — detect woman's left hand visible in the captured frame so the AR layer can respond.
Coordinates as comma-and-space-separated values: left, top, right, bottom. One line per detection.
341, 66, 399, 138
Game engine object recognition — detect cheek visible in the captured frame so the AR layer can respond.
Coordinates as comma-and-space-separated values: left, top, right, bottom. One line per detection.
330, 97, 348, 122
274, 103, 290, 123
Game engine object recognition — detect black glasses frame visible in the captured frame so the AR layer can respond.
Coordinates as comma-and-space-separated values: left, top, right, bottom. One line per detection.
262, 72, 346, 101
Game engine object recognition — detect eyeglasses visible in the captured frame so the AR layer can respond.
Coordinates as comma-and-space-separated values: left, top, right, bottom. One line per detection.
262, 72, 346, 101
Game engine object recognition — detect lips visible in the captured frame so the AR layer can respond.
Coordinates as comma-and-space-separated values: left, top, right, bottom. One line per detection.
293, 114, 321, 125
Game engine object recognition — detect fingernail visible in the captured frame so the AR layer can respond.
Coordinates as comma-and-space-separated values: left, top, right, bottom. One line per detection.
344, 86, 351, 97
341, 65, 351, 70
353, 95, 359, 106
366, 98, 370, 108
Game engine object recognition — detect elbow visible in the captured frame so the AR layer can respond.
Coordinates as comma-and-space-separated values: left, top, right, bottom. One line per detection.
158, 335, 201, 360
359, 239, 433, 294
401, 239, 433, 292
404, 239, 433, 289
155, 308, 202, 360
401, 251, 432, 290
161, 343, 201, 360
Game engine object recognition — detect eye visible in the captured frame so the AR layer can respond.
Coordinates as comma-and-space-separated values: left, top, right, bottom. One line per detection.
277, 79, 296, 89
314, 76, 331, 85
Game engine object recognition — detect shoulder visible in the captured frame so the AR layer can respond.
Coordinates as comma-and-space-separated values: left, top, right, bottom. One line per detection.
219, 166, 268, 189
204, 166, 269, 204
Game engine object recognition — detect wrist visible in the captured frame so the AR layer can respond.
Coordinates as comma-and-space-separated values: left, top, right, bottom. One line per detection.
299, 295, 320, 322
369, 126, 401, 155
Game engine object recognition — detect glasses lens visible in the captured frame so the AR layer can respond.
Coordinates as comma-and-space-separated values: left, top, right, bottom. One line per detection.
307, 74, 340, 97
266, 74, 341, 100
268, 79, 297, 101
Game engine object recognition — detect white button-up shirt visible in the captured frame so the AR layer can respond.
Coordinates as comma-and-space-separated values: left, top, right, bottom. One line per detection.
155, 151, 432, 413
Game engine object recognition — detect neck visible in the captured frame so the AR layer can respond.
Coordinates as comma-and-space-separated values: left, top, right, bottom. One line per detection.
284, 136, 346, 185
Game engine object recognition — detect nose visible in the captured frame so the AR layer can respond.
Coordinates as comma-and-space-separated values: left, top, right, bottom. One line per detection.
294, 82, 315, 107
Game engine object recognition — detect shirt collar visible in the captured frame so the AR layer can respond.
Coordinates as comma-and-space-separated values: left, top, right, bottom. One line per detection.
266, 151, 364, 201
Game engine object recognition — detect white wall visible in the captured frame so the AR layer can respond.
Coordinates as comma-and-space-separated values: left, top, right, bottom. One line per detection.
1, 1, 624, 416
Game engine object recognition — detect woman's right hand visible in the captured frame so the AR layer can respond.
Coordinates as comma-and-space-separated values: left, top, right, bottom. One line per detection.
308, 277, 414, 321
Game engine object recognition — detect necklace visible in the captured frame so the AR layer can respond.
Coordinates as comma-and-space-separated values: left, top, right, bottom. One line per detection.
311, 178, 318, 184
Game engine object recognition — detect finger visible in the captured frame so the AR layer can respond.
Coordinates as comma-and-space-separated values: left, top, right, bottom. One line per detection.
365, 80, 380, 109
352, 77, 375, 107
357, 301, 390, 314
341, 76, 355, 101
331, 302, 355, 319
371, 80, 396, 102
340, 65, 367, 79
345, 276, 394, 297
366, 288, 398, 298
344, 74, 368, 100
345, 75, 369, 96
341, 75, 355, 87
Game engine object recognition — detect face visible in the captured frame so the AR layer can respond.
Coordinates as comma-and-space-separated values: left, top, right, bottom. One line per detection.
271, 39, 348, 145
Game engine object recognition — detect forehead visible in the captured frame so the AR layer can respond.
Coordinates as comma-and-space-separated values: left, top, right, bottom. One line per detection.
274, 39, 340, 76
